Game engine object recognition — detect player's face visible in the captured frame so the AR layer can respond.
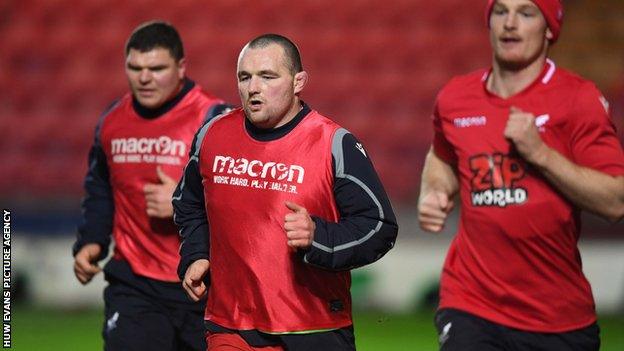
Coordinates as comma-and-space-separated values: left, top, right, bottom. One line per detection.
237, 44, 306, 129
489, 0, 552, 70
125, 47, 186, 109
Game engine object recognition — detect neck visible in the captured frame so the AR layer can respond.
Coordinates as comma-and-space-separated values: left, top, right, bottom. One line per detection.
269, 98, 303, 129
132, 78, 193, 119
245, 101, 310, 141
487, 55, 547, 98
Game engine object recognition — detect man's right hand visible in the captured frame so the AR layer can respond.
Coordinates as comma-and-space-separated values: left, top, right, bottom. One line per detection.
73, 243, 103, 284
183, 259, 210, 302
418, 191, 454, 233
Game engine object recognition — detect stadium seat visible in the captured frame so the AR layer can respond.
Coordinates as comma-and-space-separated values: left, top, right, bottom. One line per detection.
4, 0, 617, 205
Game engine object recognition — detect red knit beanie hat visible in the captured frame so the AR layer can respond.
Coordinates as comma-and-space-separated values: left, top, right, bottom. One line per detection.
485, 0, 564, 42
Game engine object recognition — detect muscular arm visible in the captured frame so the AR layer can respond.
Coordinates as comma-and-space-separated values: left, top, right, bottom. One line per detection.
420, 147, 459, 200
301, 130, 398, 271
505, 106, 624, 222
535, 149, 624, 222
417, 148, 459, 232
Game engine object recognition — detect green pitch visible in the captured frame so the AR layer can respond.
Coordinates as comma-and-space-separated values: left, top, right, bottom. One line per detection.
9, 306, 624, 350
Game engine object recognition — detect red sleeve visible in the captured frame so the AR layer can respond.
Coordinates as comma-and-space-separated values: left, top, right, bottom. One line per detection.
432, 100, 458, 165
568, 83, 624, 176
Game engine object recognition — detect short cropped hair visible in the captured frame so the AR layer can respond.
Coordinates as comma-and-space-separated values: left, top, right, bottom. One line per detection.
247, 34, 303, 74
125, 21, 184, 61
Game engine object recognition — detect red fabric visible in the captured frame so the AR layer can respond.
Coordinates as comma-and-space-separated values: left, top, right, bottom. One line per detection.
432, 60, 624, 332
198, 109, 352, 332
99, 85, 223, 281
485, 0, 564, 42
206, 333, 284, 351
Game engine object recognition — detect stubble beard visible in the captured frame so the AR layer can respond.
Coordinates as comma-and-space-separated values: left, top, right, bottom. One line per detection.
494, 40, 548, 72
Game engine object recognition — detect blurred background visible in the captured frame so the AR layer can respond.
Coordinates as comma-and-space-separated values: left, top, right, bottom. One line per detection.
2, 0, 624, 349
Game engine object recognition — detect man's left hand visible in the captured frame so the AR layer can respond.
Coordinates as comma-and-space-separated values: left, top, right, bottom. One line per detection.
284, 201, 315, 250
144, 166, 177, 218
504, 106, 549, 165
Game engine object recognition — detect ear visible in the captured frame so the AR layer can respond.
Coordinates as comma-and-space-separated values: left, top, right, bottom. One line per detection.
545, 28, 554, 41
177, 57, 188, 79
293, 71, 308, 94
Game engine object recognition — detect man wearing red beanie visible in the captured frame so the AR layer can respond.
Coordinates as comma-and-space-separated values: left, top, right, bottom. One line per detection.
487, 0, 564, 42
418, 0, 624, 350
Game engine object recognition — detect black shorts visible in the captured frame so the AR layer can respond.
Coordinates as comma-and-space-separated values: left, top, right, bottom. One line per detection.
278, 327, 356, 351
434, 308, 600, 351
206, 320, 355, 351
103, 279, 206, 351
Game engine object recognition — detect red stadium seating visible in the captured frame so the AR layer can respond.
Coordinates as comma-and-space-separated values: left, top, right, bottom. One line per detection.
1, 0, 494, 203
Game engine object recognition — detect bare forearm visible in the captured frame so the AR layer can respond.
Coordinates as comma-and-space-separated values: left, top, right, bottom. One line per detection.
420, 148, 459, 198
417, 148, 459, 233
530, 145, 624, 222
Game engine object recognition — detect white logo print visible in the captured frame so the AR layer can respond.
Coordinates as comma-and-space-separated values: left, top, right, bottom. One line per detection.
106, 312, 119, 333
454, 116, 487, 128
213, 156, 305, 183
355, 143, 367, 157
111, 136, 186, 165
212, 155, 304, 194
439, 322, 452, 345
535, 114, 550, 132
111, 136, 186, 156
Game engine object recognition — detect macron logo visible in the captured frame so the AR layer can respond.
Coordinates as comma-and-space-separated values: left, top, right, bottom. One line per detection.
355, 143, 367, 157
106, 312, 119, 333
454, 116, 486, 128
439, 322, 452, 345
111, 136, 186, 157
213, 156, 305, 184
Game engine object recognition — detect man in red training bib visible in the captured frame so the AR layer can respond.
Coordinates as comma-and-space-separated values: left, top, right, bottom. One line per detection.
173, 34, 398, 351
418, 1, 624, 350
73, 21, 230, 351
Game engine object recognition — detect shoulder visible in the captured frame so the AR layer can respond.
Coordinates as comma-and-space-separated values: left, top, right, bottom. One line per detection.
550, 66, 606, 101
189, 84, 225, 106
211, 107, 243, 124
550, 66, 593, 91
436, 69, 488, 104
308, 113, 361, 157
197, 107, 242, 138
187, 84, 235, 121
304, 109, 342, 131
300, 110, 355, 153
552, 67, 609, 115
188, 108, 241, 156
97, 95, 128, 129
103, 94, 130, 117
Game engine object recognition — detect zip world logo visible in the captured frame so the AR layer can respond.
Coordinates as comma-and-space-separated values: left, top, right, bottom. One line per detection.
469, 153, 528, 207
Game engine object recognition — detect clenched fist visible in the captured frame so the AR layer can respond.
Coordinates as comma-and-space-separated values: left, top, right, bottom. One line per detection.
284, 201, 315, 250
182, 259, 210, 302
504, 106, 548, 165
144, 166, 177, 218
73, 243, 103, 284
418, 191, 454, 233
